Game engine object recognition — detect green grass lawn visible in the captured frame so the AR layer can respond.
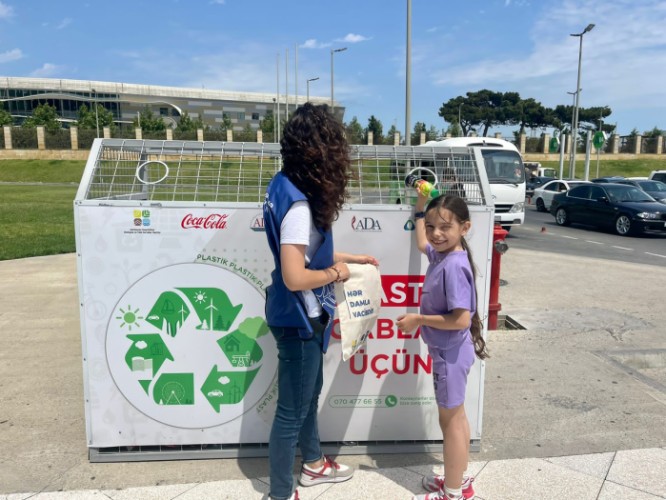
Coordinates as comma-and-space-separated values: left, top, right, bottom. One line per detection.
0, 157, 662, 261
0, 185, 77, 260
539, 158, 664, 178
0, 159, 85, 183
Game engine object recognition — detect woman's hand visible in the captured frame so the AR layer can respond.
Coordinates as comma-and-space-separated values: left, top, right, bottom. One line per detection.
336, 252, 379, 267
396, 313, 422, 334
332, 262, 350, 282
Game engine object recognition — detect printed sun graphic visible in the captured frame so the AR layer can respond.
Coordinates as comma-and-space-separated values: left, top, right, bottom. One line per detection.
194, 291, 208, 304
116, 305, 143, 331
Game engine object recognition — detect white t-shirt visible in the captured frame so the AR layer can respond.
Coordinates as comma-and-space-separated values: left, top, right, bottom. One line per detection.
280, 200, 324, 318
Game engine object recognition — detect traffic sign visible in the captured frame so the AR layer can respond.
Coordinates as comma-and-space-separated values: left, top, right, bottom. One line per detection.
593, 131, 607, 149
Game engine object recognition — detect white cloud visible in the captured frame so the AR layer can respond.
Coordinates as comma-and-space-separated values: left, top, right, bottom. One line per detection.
56, 17, 72, 29
30, 63, 63, 77
428, 0, 666, 114
337, 33, 370, 44
0, 48, 22, 63
300, 38, 330, 49
0, 1, 13, 19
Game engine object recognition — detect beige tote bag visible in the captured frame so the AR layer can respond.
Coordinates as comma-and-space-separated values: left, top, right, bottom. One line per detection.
334, 263, 382, 361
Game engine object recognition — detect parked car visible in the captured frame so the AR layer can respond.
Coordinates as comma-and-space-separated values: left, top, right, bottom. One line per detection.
615, 179, 666, 203
549, 183, 666, 236
526, 176, 555, 197
649, 170, 666, 183
533, 179, 590, 212
591, 176, 626, 183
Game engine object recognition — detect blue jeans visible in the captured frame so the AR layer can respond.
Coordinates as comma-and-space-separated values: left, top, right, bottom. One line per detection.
268, 319, 325, 500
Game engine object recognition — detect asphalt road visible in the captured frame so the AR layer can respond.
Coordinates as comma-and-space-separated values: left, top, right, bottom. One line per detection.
506, 203, 666, 267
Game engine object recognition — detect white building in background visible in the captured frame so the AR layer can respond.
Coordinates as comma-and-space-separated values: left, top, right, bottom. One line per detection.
0, 77, 340, 131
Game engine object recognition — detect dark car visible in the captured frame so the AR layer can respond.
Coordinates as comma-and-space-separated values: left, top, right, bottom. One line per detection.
549, 183, 666, 236
526, 176, 555, 196
591, 176, 626, 183
616, 179, 666, 203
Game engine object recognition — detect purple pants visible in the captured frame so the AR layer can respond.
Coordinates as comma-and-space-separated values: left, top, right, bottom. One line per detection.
429, 338, 475, 408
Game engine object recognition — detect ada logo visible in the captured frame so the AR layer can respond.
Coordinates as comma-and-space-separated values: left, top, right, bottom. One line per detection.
351, 215, 382, 232
250, 213, 265, 232
404, 219, 416, 231
133, 209, 151, 227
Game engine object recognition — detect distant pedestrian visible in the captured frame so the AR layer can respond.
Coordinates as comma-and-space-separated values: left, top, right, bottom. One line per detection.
397, 193, 488, 500
263, 102, 378, 500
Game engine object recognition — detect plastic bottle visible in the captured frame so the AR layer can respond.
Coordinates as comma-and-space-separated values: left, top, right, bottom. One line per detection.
404, 174, 440, 198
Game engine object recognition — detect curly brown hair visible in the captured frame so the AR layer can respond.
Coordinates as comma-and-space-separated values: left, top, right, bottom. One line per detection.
280, 103, 350, 231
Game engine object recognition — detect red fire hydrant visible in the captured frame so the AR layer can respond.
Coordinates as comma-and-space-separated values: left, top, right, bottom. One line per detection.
488, 224, 509, 330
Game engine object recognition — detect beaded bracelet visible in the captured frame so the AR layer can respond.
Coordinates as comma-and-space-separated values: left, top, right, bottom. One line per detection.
331, 266, 342, 283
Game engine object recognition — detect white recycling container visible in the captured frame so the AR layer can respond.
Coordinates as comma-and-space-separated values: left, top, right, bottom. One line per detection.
74, 139, 494, 461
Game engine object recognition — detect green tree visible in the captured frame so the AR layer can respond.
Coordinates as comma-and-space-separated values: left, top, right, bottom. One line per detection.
133, 107, 166, 133
643, 126, 664, 138
426, 125, 440, 141
175, 110, 195, 132
411, 121, 426, 144
366, 115, 384, 144
385, 124, 398, 145
22, 103, 61, 132
77, 103, 115, 132
260, 110, 275, 140
0, 107, 12, 126
345, 116, 365, 144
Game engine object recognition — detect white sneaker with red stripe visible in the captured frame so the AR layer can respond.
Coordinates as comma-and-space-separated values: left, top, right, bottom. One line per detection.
269, 491, 299, 500
421, 475, 474, 499
298, 455, 354, 486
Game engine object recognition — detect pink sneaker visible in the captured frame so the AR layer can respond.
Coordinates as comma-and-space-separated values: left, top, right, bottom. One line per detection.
411, 491, 461, 500
421, 475, 474, 499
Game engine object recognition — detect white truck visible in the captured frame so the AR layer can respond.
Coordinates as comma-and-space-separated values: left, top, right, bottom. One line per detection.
419, 137, 526, 229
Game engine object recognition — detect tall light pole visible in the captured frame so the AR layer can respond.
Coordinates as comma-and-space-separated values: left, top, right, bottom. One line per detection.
566, 89, 579, 178
306, 77, 319, 102
330, 47, 347, 110
569, 23, 595, 180
91, 88, 100, 138
458, 102, 463, 136
405, 0, 412, 146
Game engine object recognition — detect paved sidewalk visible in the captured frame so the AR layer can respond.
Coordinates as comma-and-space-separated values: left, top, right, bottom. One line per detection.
2, 448, 666, 499
1, 250, 665, 499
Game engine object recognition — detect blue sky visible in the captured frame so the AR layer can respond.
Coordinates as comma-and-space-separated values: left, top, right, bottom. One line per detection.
1, 0, 664, 136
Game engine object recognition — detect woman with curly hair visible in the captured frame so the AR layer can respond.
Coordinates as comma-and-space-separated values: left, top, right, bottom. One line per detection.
263, 103, 378, 500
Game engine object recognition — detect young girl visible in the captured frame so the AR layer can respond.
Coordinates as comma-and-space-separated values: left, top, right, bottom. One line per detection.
397, 193, 488, 500
263, 103, 377, 500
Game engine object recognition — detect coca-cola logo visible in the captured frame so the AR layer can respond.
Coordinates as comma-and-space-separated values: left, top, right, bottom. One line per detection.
181, 213, 229, 229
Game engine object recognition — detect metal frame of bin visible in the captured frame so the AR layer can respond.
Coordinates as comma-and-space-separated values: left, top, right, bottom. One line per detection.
74, 139, 494, 462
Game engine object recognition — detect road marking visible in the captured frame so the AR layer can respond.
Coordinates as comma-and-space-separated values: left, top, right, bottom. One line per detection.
585, 240, 603, 245
645, 252, 666, 259
560, 235, 578, 240
612, 246, 633, 251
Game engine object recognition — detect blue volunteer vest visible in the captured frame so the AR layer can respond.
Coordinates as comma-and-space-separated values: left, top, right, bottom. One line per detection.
263, 172, 336, 352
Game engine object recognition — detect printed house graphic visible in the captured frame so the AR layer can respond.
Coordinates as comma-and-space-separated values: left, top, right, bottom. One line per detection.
219, 331, 263, 367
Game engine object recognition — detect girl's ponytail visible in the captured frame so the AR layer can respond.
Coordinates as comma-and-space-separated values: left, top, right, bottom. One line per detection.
461, 237, 489, 360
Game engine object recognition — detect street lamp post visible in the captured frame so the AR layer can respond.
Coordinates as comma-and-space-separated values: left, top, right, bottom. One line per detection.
567, 89, 579, 178
330, 47, 347, 109
405, 0, 412, 146
306, 77, 319, 102
458, 103, 463, 136
569, 23, 595, 180
91, 88, 100, 138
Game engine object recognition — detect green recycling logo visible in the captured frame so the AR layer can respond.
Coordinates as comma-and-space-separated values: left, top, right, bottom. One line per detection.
106, 263, 277, 429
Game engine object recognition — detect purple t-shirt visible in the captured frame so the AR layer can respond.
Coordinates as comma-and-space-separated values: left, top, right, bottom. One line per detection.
419, 246, 476, 350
